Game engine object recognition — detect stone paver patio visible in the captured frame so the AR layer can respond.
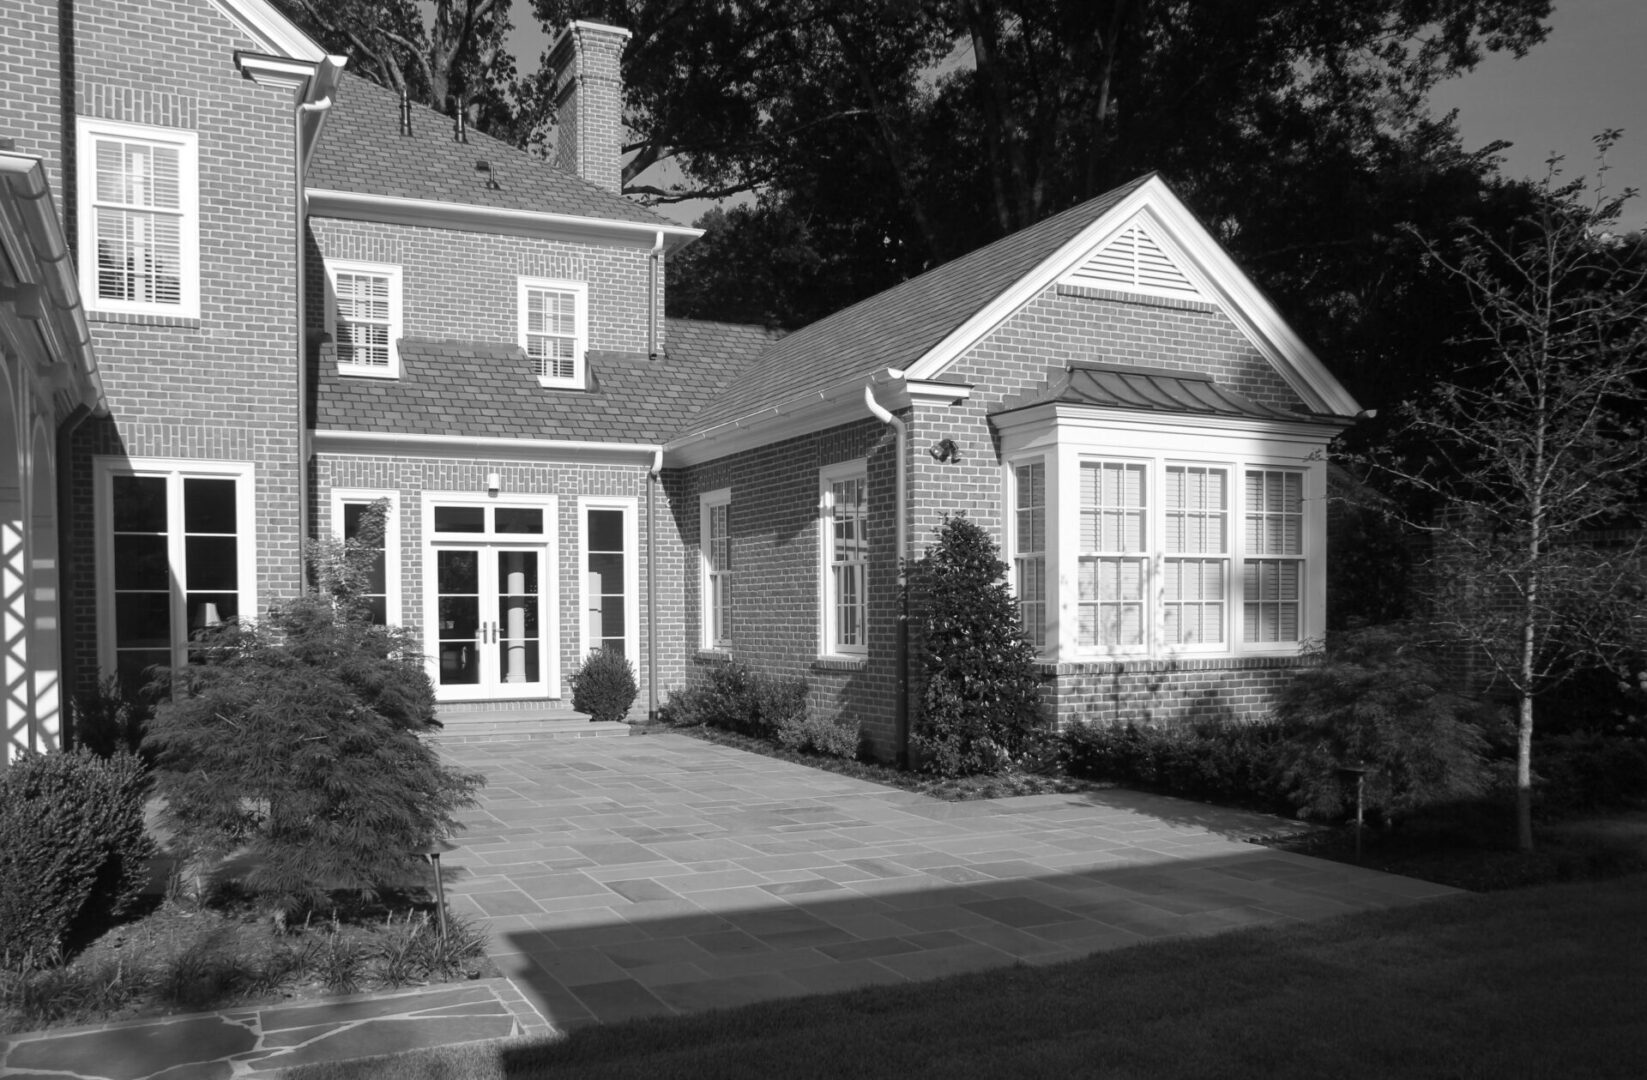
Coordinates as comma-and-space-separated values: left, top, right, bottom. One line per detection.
440, 733, 1460, 1029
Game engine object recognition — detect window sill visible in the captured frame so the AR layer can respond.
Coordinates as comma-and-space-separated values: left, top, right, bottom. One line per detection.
694, 648, 733, 662
87, 309, 201, 329
337, 365, 400, 380
812, 656, 868, 673
536, 375, 586, 390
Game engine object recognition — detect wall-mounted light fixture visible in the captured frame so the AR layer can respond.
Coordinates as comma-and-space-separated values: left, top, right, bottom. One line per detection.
928, 438, 961, 463
485, 472, 501, 495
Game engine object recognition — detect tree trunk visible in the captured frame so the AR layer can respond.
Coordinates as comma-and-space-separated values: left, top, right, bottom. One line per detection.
1516, 688, 1534, 851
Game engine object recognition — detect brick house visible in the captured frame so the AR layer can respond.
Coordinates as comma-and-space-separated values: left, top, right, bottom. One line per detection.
2, 0, 1361, 767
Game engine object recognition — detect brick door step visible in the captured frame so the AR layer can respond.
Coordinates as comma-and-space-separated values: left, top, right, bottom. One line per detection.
428, 707, 633, 743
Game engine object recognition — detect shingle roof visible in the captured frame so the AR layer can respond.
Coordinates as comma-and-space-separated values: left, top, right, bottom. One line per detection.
677, 176, 1154, 436
310, 319, 780, 444
991, 362, 1316, 422
306, 74, 667, 227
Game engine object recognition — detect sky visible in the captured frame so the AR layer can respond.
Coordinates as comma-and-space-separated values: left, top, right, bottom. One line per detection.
509, 2, 1646, 232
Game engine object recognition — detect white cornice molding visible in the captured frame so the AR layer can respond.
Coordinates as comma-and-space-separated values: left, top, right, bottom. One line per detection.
305, 189, 702, 251
235, 52, 317, 91
875, 377, 974, 411
313, 429, 661, 466
991, 400, 1347, 443
209, 0, 327, 62
902, 176, 1362, 419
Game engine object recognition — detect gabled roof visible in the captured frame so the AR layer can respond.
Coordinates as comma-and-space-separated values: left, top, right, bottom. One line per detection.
306, 74, 667, 228
679, 177, 1152, 435
992, 362, 1333, 424
311, 319, 778, 444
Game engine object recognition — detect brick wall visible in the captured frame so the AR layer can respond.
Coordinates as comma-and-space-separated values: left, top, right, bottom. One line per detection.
549, 22, 629, 195
671, 418, 906, 759
305, 218, 657, 355
1, 0, 66, 191
1040, 656, 1315, 728
314, 453, 683, 711
63, 0, 306, 693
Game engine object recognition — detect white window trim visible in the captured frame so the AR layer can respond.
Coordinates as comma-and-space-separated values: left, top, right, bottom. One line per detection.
1000, 414, 1328, 664
699, 488, 732, 651
330, 488, 402, 626
93, 457, 257, 679
577, 495, 639, 665
419, 491, 561, 701
75, 117, 201, 319
818, 459, 869, 658
324, 259, 403, 378
517, 276, 589, 389
1004, 456, 1052, 656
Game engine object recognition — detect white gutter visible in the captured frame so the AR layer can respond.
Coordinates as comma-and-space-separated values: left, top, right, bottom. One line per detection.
646, 448, 663, 722
863, 384, 911, 766
313, 429, 663, 463
306, 189, 703, 251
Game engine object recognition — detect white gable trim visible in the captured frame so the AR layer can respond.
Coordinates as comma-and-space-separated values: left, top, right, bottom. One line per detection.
903, 176, 1361, 418
209, 0, 330, 63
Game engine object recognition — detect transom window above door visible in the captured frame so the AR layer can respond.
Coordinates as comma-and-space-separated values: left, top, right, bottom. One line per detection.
430, 504, 545, 536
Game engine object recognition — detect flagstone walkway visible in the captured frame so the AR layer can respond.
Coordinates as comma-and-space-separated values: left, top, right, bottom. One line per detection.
0, 733, 1461, 1077
438, 733, 1460, 1028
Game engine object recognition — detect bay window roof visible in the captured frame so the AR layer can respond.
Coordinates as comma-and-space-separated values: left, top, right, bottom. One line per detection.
991, 362, 1346, 425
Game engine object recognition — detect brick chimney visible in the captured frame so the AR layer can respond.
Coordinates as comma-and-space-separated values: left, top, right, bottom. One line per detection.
548, 21, 631, 195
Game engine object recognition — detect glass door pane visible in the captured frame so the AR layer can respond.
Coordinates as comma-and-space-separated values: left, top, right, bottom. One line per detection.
495, 549, 543, 686
436, 549, 481, 687
587, 509, 625, 655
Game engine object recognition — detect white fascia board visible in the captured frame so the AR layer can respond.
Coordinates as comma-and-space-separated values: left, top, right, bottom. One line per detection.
875, 378, 974, 411
235, 52, 317, 92
305, 189, 703, 251
313, 429, 661, 466
210, 0, 328, 62
903, 175, 1362, 419
992, 401, 1345, 446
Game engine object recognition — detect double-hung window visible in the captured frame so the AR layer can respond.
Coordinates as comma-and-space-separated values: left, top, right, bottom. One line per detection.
1012, 461, 1047, 649
1243, 470, 1304, 642
700, 489, 732, 649
820, 462, 868, 655
518, 278, 588, 388
325, 261, 402, 378
1079, 461, 1148, 648
96, 459, 256, 692
76, 118, 200, 319
1163, 466, 1228, 645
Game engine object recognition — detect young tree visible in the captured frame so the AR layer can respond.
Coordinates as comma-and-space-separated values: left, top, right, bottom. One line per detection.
1366, 138, 1647, 849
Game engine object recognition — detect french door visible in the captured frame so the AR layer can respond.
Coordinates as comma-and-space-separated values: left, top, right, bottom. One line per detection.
425, 497, 557, 702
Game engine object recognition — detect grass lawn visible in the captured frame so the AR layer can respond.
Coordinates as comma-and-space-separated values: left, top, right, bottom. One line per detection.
279, 872, 1647, 1080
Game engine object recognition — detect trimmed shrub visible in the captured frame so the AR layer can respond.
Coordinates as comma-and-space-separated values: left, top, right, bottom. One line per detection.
146, 595, 483, 913
572, 647, 639, 723
909, 514, 1047, 777
1276, 624, 1496, 822
1060, 720, 1300, 815
666, 660, 808, 738
0, 750, 154, 967
775, 712, 860, 758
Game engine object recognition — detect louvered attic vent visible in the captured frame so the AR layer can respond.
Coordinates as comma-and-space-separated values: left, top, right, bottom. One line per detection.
1065, 222, 1199, 297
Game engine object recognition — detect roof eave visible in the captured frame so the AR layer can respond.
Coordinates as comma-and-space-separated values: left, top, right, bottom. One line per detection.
209, 0, 328, 63
305, 189, 701, 250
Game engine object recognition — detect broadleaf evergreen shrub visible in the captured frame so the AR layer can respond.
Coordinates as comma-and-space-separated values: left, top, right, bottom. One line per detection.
146, 502, 483, 914
0, 750, 154, 968
571, 647, 639, 723
774, 712, 860, 758
71, 676, 155, 763
665, 660, 809, 738
909, 514, 1047, 777
1059, 720, 1300, 815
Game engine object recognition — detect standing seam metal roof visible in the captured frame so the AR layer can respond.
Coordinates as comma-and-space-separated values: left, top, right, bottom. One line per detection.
990, 363, 1325, 422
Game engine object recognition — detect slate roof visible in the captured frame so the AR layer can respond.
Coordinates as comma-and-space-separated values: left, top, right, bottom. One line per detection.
310, 319, 781, 444
676, 175, 1154, 437
991, 362, 1323, 422
306, 74, 667, 227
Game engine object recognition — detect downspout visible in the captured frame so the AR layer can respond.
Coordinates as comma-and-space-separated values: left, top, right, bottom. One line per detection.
647, 448, 662, 722
294, 94, 332, 579
647, 230, 663, 359
863, 386, 909, 767
56, 402, 94, 739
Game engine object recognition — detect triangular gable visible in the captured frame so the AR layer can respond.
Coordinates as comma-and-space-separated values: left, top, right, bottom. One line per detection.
1061, 217, 1201, 300
904, 176, 1360, 418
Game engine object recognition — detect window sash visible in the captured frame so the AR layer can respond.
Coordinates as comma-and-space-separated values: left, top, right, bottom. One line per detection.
1163, 465, 1228, 645
1079, 461, 1146, 648
334, 272, 394, 368
91, 137, 184, 307
826, 475, 867, 653
706, 502, 731, 647
1014, 462, 1047, 649
525, 288, 579, 380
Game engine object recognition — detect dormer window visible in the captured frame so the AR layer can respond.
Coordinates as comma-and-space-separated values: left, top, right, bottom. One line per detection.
518, 277, 587, 388
325, 260, 402, 378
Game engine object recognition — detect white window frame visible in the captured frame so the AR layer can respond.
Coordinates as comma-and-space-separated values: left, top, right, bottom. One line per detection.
578, 496, 639, 664
996, 413, 1329, 663
330, 488, 402, 626
700, 488, 732, 650
1161, 463, 1231, 649
1078, 458, 1152, 654
76, 117, 201, 319
818, 459, 869, 658
93, 457, 257, 680
1005, 457, 1050, 653
518, 277, 589, 389
324, 260, 403, 378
